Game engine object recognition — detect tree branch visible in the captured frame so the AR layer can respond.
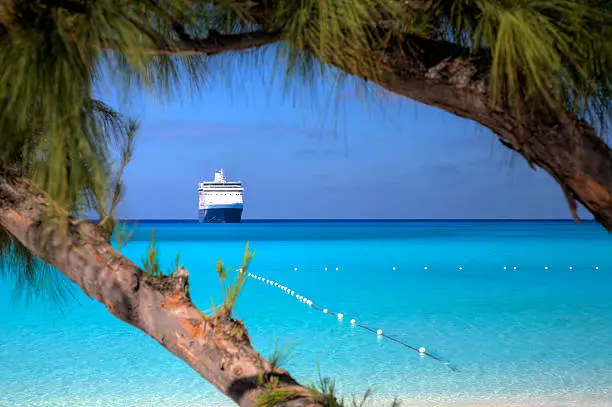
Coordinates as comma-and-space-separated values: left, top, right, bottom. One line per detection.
164, 0, 612, 228
0, 170, 324, 407
162, 24, 281, 56
155, 2, 612, 229
356, 35, 612, 229
161, 30, 281, 56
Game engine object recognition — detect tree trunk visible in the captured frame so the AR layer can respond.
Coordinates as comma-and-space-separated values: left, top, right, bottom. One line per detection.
332, 36, 612, 229
0, 168, 324, 407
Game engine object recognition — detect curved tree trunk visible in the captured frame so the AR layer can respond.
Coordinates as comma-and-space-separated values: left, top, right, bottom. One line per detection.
0, 169, 324, 407
359, 37, 612, 230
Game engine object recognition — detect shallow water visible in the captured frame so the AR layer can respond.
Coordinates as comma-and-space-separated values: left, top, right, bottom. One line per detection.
1, 221, 611, 406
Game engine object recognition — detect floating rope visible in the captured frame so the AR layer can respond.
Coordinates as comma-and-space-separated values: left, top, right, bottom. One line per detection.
242, 270, 458, 371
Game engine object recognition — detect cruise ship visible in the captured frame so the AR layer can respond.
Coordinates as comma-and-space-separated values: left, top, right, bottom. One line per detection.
197, 169, 244, 223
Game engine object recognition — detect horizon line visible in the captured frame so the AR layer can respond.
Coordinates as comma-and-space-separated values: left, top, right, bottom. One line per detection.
90, 218, 595, 223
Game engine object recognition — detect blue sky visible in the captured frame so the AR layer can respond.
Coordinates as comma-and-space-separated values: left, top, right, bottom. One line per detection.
106, 51, 590, 220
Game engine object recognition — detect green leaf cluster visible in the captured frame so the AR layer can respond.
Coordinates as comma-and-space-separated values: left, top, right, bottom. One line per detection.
141, 229, 181, 277
210, 242, 254, 315
424, 0, 612, 132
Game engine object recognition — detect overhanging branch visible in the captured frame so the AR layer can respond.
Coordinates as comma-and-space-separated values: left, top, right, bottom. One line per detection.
163, 16, 612, 229
162, 27, 281, 56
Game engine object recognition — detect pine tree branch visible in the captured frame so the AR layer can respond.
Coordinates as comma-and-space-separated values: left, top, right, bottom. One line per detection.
160, 27, 281, 56
0, 170, 324, 407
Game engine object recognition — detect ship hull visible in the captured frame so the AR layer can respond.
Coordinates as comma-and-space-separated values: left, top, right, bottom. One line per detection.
199, 207, 243, 223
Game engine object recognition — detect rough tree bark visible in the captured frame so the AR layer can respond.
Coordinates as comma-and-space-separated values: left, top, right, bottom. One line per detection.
351, 36, 612, 230
0, 168, 324, 407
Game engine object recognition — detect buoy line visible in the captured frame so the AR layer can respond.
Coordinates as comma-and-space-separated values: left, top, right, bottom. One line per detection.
241, 270, 457, 371
299, 265, 602, 271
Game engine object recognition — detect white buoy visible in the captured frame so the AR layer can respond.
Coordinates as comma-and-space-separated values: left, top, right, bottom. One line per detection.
324, 267, 328, 271
337, 313, 344, 319
294, 267, 298, 271
392, 266, 396, 271
569, 266, 573, 270
323, 308, 328, 314
503, 266, 507, 270
458, 266, 463, 270
424, 266, 428, 270
419, 347, 426, 354
350, 319, 356, 325
376, 329, 383, 336
307, 300, 312, 306
335, 267, 339, 271
595, 266, 599, 270
544, 266, 549, 270
513, 266, 517, 270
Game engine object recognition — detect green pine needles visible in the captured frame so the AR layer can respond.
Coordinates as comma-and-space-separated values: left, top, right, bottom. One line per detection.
0, 227, 76, 306
141, 229, 181, 278
210, 242, 254, 316
138, 230, 254, 316
255, 362, 403, 407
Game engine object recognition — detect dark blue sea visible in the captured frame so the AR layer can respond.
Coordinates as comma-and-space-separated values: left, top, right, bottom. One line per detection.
1, 221, 611, 406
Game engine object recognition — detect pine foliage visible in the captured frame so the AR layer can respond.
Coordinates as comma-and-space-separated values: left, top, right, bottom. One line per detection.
210, 243, 254, 315
0, 0, 610, 301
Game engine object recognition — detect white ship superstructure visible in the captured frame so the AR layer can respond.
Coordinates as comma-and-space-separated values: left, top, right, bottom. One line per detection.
198, 169, 244, 223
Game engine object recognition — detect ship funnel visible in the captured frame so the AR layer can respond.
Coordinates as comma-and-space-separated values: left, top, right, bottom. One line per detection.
214, 169, 226, 183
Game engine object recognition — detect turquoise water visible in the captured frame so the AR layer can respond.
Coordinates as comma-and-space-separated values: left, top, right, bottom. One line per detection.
1, 221, 612, 406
